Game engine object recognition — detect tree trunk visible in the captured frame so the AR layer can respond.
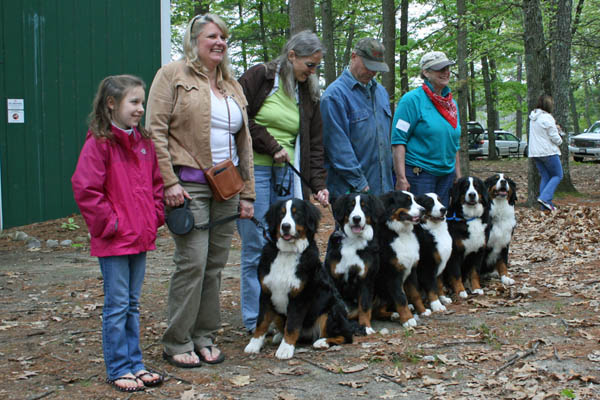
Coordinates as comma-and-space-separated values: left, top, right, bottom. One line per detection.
569, 85, 579, 134
258, 1, 269, 62
551, 0, 576, 192
289, 0, 316, 34
320, 0, 336, 87
237, 1, 248, 71
382, 0, 396, 109
341, 12, 356, 75
523, 0, 549, 206
469, 61, 477, 121
456, 0, 469, 175
583, 81, 592, 127
399, 0, 409, 95
516, 55, 523, 141
481, 55, 498, 160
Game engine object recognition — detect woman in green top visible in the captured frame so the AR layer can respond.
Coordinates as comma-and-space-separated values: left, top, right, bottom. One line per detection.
237, 30, 330, 333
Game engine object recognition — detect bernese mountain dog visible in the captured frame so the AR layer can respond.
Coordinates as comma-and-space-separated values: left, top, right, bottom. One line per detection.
244, 199, 359, 360
483, 173, 517, 286
374, 191, 424, 327
410, 193, 453, 313
444, 177, 490, 298
325, 193, 384, 335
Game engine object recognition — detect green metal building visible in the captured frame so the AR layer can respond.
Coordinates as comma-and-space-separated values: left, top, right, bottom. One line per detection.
0, 0, 170, 229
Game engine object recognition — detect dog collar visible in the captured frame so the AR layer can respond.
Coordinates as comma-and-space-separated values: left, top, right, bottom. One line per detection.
446, 213, 477, 222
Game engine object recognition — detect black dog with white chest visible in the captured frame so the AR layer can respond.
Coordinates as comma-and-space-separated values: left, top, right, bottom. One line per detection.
483, 173, 517, 286
444, 177, 490, 298
245, 199, 359, 360
410, 193, 453, 313
325, 193, 384, 335
375, 190, 424, 327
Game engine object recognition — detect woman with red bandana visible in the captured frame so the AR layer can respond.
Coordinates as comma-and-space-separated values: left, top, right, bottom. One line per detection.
391, 51, 462, 207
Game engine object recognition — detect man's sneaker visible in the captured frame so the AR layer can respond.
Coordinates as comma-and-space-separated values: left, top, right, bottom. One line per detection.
537, 198, 554, 211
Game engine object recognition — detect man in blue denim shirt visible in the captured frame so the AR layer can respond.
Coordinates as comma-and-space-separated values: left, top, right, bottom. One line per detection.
321, 38, 393, 199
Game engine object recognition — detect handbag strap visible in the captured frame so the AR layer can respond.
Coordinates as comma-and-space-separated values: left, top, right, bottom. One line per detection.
168, 88, 234, 171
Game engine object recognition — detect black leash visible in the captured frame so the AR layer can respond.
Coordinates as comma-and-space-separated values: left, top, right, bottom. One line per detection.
196, 213, 272, 243
285, 161, 318, 194
196, 213, 241, 230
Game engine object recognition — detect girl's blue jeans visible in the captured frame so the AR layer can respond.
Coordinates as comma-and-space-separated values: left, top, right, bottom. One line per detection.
533, 155, 563, 206
99, 253, 146, 380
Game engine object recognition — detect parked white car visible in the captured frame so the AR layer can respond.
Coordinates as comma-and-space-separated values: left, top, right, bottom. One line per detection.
469, 130, 528, 159
569, 121, 600, 162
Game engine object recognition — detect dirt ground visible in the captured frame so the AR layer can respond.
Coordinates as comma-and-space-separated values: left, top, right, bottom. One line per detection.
1, 158, 600, 400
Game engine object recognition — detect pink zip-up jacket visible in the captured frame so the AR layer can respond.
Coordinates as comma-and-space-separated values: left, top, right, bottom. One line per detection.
71, 125, 165, 257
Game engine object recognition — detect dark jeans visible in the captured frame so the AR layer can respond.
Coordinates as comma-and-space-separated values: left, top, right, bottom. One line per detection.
405, 166, 455, 207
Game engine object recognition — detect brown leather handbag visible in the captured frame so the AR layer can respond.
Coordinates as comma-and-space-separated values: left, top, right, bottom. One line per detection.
204, 95, 244, 201
204, 158, 244, 201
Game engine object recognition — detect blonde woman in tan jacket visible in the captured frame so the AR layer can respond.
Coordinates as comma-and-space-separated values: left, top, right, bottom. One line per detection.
146, 14, 254, 368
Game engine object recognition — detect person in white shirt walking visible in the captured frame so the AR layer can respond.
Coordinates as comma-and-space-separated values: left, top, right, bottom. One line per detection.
528, 94, 563, 211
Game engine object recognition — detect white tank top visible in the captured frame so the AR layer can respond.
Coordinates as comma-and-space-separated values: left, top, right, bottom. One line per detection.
210, 90, 243, 165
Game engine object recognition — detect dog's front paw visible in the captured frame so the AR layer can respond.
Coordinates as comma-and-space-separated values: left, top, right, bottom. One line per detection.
365, 326, 376, 335
430, 300, 446, 312
501, 275, 515, 286
439, 295, 453, 305
312, 338, 329, 349
472, 288, 484, 295
459, 290, 468, 299
245, 336, 265, 354
420, 309, 432, 317
402, 318, 417, 328
275, 341, 295, 360
272, 332, 283, 345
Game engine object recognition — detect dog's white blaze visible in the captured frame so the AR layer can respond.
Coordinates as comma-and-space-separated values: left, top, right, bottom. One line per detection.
275, 340, 295, 359
463, 218, 486, 255
422, 194, 452, 277
404, 191, 424, 217
348, 195, 366, 227
487, 197, 516, 266
389, 229, 420, 277
495, 173, 506, 190
280, 199, 296, 234
466, 177, 479, 202
263, 252, 303, 315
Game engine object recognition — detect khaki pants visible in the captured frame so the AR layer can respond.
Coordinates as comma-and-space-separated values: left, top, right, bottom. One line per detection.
162, 182, 238, 355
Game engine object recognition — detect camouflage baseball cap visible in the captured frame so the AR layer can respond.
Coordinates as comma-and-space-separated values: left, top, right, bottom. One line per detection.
354, 38, 389, 72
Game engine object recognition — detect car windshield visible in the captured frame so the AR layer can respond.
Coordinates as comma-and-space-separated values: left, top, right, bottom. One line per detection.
588, 123, 600, 133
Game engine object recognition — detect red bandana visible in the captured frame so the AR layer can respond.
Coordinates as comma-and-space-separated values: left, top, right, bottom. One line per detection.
422, 83, 457, 128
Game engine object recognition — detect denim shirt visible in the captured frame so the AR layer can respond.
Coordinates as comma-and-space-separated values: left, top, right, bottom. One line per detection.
321, 68, 393, 197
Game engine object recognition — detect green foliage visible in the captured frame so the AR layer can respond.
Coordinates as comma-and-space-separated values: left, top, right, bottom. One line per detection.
61, 217, 80, 231
168, 0, 600, 129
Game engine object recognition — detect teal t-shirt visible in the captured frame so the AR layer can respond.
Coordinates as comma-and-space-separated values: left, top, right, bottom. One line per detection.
391, 82, 461, 176
253, 86, 299, 166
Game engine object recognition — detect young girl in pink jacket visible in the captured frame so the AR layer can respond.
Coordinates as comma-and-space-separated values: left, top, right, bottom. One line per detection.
72, 75, 165, 392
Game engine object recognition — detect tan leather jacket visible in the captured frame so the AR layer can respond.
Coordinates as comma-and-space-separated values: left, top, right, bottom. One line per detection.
146, 59, 255, 201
